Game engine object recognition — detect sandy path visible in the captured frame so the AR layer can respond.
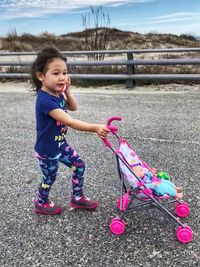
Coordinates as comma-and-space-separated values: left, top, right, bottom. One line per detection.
0, 81, 200, 94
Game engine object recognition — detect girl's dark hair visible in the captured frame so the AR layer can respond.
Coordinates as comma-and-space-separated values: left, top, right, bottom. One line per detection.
30, 46, 67, 92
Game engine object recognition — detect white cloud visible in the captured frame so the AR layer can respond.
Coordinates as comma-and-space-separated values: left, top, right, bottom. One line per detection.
115, 12, 200, 35
0, 0, 154, 19
118, 12, 200, 27
148, 12, 200, 24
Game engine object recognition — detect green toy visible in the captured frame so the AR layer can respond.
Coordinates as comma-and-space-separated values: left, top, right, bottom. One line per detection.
156, 171, 170, 180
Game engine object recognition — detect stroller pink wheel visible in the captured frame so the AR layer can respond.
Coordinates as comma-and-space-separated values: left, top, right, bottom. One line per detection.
175, 203, 190, 218
110, 217, 125, 235
176, 226, 193, 243
117, 194, 130, 211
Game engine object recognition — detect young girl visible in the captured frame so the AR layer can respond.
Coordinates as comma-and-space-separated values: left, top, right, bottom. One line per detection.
31, 47, 110, 215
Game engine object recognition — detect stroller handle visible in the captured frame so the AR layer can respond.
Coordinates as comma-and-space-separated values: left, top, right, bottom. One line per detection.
103, 116, 122, 147
107, 116, 122, 134
107, 116, 122, 126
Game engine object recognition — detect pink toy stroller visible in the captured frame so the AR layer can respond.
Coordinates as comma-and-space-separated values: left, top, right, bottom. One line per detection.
103, 116, 193, 243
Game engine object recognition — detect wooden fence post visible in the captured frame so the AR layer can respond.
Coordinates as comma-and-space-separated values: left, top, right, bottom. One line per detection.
126, 52, 136, 88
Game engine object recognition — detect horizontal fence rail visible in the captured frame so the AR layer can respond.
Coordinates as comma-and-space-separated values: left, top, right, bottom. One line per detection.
1, 48, 200, 87
1, 73, 200, 80
1, 47, 200, 56
1, 59, 200, 66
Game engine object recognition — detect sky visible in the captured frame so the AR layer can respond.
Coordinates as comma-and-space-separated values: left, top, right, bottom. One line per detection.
0, 0, 199, 37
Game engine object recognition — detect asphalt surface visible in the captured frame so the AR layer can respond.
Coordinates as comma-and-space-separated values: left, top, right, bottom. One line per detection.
0, 85, 199, 267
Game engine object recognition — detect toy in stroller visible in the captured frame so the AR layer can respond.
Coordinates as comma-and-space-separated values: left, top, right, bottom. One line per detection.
103, 116, 193, 243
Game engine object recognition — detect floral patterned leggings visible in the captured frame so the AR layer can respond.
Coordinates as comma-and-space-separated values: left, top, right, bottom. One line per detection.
35, 144, 85, 204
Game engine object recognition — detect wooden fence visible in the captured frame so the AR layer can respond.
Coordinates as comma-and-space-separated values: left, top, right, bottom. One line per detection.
0, 48, 200, 88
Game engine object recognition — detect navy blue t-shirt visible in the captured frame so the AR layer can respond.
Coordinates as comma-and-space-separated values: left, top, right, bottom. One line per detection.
34, 90, 68, 157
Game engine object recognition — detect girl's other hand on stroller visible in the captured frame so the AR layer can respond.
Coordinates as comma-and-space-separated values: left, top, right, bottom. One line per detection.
96, 124, 110, 138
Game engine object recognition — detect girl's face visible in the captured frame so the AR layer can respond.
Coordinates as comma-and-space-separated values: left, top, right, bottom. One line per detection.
37, 58, 69, 95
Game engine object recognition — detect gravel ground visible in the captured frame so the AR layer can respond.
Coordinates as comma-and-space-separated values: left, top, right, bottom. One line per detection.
0, 82, 199, 267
